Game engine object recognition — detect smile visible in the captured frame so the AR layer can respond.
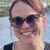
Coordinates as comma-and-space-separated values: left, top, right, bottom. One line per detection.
20, 29, 37, 36
22, 32, 33, 36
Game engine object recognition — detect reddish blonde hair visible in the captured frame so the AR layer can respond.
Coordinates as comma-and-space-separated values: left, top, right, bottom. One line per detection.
9, 0, 45, 17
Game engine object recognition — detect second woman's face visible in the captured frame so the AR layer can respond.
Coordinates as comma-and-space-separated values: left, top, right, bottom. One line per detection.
11, 2, 44, 44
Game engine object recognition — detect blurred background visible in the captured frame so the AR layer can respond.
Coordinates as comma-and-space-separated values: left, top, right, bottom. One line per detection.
0, 0, 50, 48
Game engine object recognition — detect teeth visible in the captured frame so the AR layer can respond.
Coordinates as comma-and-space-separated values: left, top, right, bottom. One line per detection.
23, 32, 32, 36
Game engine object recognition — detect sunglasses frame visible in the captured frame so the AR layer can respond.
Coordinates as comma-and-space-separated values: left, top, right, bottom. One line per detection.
9, 14, 44, 28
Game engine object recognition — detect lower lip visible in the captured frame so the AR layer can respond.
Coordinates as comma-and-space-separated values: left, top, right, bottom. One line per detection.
23, 32, 32, 35
22, 32, 33, 38
20, 29, 37, 38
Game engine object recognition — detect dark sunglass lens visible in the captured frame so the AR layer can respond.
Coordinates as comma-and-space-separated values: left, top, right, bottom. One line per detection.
27, 15, 34, 23
27, 15, 39, 24
16, 17, 23, 25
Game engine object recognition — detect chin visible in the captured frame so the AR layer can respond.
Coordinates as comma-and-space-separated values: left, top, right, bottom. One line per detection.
19, 37, 33, 44
22, 42, 32, 44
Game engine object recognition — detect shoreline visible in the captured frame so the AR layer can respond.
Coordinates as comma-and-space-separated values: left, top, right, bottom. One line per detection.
0, 6, 9, 17
0, 6, 50, 17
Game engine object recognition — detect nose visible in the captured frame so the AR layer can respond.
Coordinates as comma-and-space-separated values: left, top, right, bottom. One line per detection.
22, 21, 30, 29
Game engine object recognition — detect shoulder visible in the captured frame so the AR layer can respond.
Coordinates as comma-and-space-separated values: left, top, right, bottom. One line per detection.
44, 42, 50, 50
1, 43, 13, 50
4, 43, 13, 48
4, 43, 13, 50
3, 41, 19, 50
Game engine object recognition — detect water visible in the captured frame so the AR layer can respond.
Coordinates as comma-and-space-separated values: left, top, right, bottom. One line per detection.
0, 10, 50, 48
44, 10, 50, 43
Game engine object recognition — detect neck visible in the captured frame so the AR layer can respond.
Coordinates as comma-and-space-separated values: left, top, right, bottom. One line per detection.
14, 40, 45, 50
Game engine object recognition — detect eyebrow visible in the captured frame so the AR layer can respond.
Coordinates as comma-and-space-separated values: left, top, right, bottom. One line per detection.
9, 14, 40, 20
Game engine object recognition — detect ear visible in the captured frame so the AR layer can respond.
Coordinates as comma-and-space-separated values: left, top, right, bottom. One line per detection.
42, 16, 46, 31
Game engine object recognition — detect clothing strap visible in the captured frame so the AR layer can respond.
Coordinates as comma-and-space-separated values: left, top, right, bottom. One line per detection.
44, 42, 50, 50
4, 43, 13, 50
4, 42, 50, 50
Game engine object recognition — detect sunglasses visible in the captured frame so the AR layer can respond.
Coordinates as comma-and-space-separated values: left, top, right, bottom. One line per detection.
9, 14, 41, 28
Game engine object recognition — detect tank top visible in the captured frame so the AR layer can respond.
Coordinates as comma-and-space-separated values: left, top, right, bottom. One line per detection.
4, 42, 50, 50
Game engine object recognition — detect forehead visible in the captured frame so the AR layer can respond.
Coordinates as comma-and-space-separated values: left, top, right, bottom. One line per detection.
11, 1, 37, 18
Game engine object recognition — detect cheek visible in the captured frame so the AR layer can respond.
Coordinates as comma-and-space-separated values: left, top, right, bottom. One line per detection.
13, 28, 20, 38
13, 28, 19, 35
35, 20, 40, 29
35, 18, 43, 30
13, 27, 22, 36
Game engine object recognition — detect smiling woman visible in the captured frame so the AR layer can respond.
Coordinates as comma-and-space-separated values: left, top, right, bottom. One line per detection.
0, 0, 50, 50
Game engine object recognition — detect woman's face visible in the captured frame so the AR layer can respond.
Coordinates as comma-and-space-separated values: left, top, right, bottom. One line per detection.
11, 2, 45, 44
